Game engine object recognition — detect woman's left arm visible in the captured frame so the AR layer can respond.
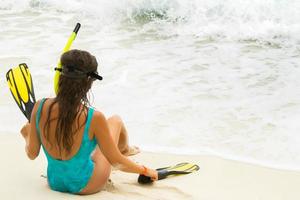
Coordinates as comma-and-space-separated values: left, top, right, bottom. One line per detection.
20, 102, 41, 160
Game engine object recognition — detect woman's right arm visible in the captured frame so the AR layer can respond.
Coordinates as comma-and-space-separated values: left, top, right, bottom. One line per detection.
92, 111, 158, 181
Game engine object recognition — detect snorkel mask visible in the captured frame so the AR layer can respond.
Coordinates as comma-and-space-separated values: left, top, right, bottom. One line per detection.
54, 66, 103, 81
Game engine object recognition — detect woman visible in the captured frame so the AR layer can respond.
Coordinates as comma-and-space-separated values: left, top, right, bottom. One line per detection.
20, 49, 158, 194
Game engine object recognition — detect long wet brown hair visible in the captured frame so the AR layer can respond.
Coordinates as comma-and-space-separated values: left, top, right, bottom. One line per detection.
43, 49, 98, 155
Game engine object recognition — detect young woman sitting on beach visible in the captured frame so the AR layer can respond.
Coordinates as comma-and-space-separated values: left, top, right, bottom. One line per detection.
20, 49, 158, 194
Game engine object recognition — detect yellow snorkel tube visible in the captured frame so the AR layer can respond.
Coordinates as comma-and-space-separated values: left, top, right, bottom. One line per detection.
53, 23, 81, 94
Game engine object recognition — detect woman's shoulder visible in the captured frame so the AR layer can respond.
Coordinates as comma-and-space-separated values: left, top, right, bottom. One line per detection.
32, 98, 47, 111
30, 98, 51, 121
32, 98, 55, 113
90, 109, 108, 135
35, 97, 54, 104
92, 109, 106, 121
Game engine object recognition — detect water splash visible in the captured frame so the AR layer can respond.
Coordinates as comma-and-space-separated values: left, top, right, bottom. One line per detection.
2, 0, 300, 45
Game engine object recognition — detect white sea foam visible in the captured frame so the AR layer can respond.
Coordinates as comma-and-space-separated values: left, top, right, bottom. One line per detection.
1, 0, 300, 43
1, 0, 300, 170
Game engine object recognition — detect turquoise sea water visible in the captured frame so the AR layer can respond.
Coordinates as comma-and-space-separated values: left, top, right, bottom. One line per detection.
1, 0, 300, 170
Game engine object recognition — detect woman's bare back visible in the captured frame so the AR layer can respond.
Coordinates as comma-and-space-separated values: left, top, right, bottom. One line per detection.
38, 98, 95, 160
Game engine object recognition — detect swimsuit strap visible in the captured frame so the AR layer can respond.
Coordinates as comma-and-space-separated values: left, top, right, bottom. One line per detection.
83, 107, 94, 140
36, 98, 47, 142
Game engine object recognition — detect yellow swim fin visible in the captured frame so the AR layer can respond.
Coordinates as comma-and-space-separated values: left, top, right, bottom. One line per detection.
156, 162, 200, 173
138, 162, 200, 184
6, 63, 36, 121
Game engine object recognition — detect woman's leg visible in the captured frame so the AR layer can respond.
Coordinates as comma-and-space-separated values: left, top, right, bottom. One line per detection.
107, 115, 140, 156
79, 146, 111, 195
79, 115, 139, 194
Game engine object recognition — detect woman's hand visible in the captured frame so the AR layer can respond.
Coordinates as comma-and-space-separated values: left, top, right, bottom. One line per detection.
144, 167, 158, 181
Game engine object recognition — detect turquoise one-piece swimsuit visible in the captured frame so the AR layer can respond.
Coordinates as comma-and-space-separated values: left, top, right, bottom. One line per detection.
36, 98, 97, 193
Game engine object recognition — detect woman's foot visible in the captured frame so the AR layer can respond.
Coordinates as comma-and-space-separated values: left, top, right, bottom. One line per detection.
121, 146, 140, 156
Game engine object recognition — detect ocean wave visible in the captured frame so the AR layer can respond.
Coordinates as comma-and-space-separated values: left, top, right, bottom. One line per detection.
1, 0, 300, 45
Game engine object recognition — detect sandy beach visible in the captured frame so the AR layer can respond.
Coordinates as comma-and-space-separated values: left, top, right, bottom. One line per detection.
1, 1, 300, 200
0, 133, 299, 200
